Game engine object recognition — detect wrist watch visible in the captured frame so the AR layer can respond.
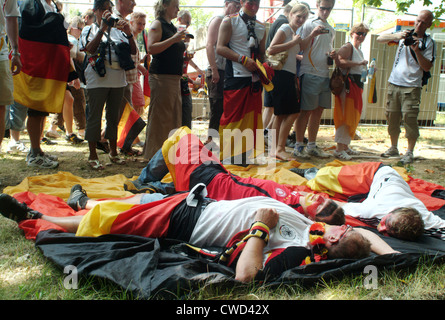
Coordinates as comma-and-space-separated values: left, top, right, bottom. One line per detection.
11, 50, 21, 57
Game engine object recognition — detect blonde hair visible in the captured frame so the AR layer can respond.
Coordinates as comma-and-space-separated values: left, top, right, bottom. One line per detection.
130, 11, 147, 21
350, 22, 370, 35
68, 16, 85, 31
290, 3, 309, 16
154, 0, 175, 18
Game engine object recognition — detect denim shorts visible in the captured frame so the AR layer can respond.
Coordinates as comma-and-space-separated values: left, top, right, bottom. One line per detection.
5, 101, 28, 131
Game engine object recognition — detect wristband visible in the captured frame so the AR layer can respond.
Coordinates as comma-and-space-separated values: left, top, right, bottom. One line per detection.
11, 50, 20, 57
238, 55, 248, 66
245, 221, 270, 244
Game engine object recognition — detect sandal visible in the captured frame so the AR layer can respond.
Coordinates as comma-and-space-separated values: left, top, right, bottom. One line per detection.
120, 148, 142, 157
88, 159, 104, 170
109, 154, 126, 165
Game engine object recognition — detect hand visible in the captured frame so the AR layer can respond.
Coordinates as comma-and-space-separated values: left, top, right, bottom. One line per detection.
311, 25, 326, 38
243, 56, 259, 72
73, 78, 81, 90
184, 51, 194, 61
100, 10, 113, 31
172, 29, 187, 43
10, 55, 22, 75
360, 59, 368, 66
254, 208, 279, 229
292, 34, 301, 45
328, 50, 337, 60
211, 67, 220, 83
117, 19, 131, 36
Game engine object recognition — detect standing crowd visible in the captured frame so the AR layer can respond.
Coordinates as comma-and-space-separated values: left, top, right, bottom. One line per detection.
0, 0, 436, 173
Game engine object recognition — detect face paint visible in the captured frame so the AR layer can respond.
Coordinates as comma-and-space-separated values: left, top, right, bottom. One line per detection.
244, 0, 260, 15
304, 194, 326, 218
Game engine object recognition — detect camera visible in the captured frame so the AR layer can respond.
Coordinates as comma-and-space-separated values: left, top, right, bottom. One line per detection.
185, 33, 194, 39
102, 16, 119, 28
404, 29, 418, 46
320, 28, 329, 34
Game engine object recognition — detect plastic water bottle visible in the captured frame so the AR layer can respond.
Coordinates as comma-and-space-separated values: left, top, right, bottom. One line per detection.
304, 167, 319, 180
368, 58, 376, 79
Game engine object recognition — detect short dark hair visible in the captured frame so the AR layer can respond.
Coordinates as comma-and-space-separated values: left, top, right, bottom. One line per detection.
327, 231, 371, 259
315, 201, 345, 225
93, 0, 113, 11
387, 207, 424, 241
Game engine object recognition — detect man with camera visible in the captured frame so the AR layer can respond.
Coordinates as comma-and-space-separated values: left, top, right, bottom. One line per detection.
377, 10, 435, 164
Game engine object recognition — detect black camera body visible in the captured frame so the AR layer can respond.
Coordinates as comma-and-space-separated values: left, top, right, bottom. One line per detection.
404, 29, 418, 46
102, 16, 119, 27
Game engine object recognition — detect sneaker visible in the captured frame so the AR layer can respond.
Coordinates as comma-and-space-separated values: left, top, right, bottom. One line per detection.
27, 153, 59, 169
381, 146, 399, 158
289, 167, 308, 177
67, 184, 89, 211
334, 150, 352, 161
400, 152, 414, 164
41, 137, 57, 145
124, 179, 158, 194
306, 146, 331, 158
45, 130, 60, 139
6, 140, 29, 153
291, 146, 311, 159
66, 133, 84, 144
0, 193, 42, 222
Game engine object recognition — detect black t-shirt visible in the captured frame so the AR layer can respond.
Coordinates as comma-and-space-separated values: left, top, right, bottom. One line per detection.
149, 17, 185, 75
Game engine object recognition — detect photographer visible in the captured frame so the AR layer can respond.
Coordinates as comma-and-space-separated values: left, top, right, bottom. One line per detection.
80, 0, 135, 169
377, 10, 435, 164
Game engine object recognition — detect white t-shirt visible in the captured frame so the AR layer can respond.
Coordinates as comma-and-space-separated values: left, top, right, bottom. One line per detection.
388, 36, 435, 88
189, 196, 312, 266
277, 23, 300, 74
298, 17, 335, 78
0, 0, 20, 62
227, 11, 266, 78
347, 44, 366, 76
342, 166, 445, 233
80, 24, 127, 89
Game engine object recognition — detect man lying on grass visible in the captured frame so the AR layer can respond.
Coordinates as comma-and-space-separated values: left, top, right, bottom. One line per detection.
0, 182, 398, 282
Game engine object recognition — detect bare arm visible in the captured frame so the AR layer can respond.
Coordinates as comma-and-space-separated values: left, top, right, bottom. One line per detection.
376, 31, 407, 43
267, 30, 301, 55
216, 16, 258, 72
355, 228, 400, 255
411, 41, 434, 72
206, 16, 223, 83
235, 208, 279, 283
146, 20, 186, 55
6, 16, 21, 75
336, 42, 367, 69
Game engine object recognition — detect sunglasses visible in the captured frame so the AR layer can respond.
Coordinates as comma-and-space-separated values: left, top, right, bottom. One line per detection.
319, 6, 333, 11
339, 225, 352, 241
356, 32, 367, 37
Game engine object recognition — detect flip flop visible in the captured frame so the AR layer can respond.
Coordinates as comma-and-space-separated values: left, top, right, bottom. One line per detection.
88, 159, 104, 170
109, 154, 126, 165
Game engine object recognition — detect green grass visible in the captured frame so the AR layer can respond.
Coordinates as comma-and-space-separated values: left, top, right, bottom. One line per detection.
1, 124, 445, 300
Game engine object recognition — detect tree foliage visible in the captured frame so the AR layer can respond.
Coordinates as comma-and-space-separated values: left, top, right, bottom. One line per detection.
353, 0, 445, 26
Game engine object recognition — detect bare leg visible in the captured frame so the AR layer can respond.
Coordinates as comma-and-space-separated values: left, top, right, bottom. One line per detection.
41, 215, 83, 233
84, 194, 144, 209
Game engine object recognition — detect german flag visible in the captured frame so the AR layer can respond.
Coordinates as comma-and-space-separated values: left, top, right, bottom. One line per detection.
306, 162, 384, 198
13, 0, 71, 113
117, 102, 146, 150
75, 193, 188, 238
333, 78, 363, 141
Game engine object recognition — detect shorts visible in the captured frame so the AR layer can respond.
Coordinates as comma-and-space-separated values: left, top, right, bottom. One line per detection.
299, 73, 331, 111
271, 70, 299, 115
385, 83, 421, 140
0, 60, 14, 106
5, 101, 28, 131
